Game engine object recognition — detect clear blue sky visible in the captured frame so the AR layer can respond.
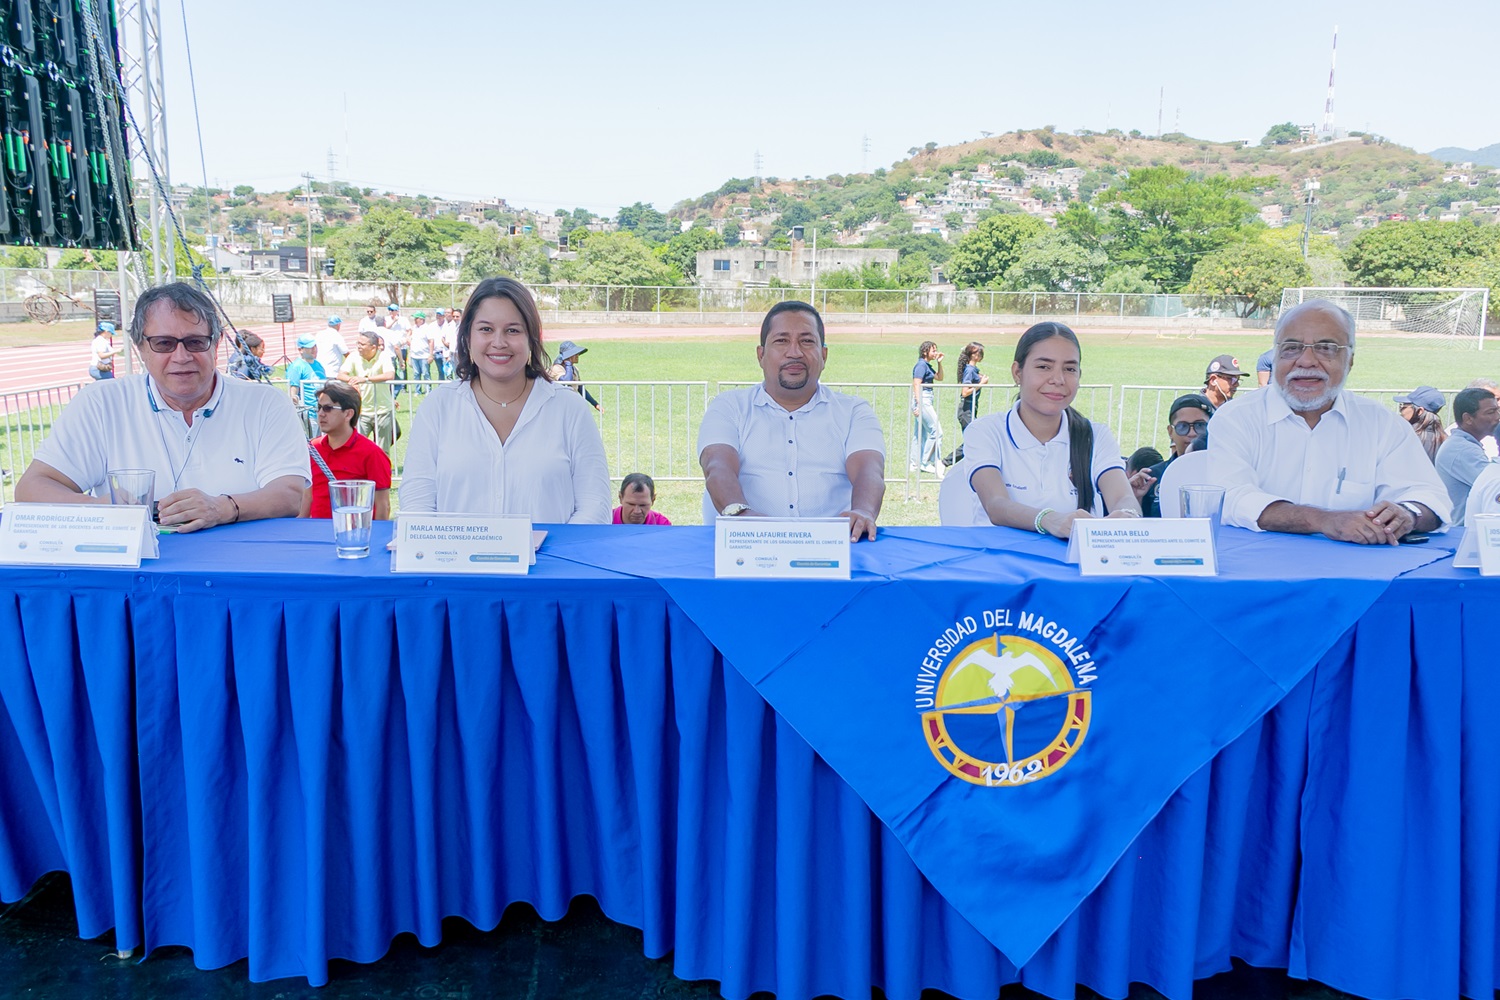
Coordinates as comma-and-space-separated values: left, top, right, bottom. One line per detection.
157, 0, 1498, 214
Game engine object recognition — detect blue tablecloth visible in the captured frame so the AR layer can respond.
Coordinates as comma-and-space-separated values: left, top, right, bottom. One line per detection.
0, 519, 1494, 999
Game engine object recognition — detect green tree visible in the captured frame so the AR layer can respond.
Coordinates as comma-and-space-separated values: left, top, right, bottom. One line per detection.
1185, 239, 1313, 315
1098, 165, 1260, 290
564, 230, 674, 288
1003, 234, 1108, 292
661, 227, 725, 280
232, 184, 255, 198
0, 246, 45, 268
722, 217, 742, 246
1262, 122, 1301, 145
325, 206, 445, 301
56, 249, 117, 270
615, 202, 677, 245
946, 213, 1048, 288
1097, 264, 1158, 294
457, 228, 552, 284
1344, 221, 1500, 286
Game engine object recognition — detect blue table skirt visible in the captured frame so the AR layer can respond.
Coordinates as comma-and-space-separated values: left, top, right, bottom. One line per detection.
1, 522, 1496, 999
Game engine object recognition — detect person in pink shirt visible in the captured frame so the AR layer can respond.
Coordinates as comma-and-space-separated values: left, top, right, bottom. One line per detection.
612, 472, 672, 525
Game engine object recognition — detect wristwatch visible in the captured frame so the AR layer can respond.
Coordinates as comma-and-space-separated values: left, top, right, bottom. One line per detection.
1398, 501, 1425, 524
720, 502, 751, 517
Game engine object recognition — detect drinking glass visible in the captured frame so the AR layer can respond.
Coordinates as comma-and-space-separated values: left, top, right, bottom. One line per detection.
1180, 485, 1226, 530
329, 479, 375, 559
107, 469, 156, 509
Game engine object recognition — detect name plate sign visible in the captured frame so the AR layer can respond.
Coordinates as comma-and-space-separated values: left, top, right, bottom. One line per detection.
714, 516, 851, 580
1470, 514, 1500, 575
393, 514, 534, 575
1067, 518, 1218, 577
0, 503, 151, 568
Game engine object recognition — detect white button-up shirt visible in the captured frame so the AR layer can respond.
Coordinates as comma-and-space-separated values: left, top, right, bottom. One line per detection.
399, 378, 611, 523
32, 373, 310, 497
696, 383, 885, 519
316, 329, 346, 372
1208, 384, 1452, 530
960, 406, 1125, 523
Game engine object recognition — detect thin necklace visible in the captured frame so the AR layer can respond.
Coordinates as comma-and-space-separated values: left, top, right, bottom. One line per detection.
477, 376, 529, 408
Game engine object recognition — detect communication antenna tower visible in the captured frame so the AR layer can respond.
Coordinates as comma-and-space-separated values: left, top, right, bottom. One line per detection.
754, 149, 763, 186
861, 133, 870, 173
1322, 26, 1338, 136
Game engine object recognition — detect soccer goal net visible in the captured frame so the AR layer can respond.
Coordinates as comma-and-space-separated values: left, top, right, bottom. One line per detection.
1279, 287, 1491, 348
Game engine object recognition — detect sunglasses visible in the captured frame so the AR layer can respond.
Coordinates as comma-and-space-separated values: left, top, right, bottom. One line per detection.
142, 335, 214, 354
1171, 420, 1209, 436
316, 403, 346, 414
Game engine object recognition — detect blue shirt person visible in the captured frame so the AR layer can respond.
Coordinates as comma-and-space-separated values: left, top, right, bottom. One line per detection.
285, 334, 328, 437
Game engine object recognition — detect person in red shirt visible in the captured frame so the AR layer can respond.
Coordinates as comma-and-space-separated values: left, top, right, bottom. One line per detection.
612, 472, 672, 525
300, 379, 393, 519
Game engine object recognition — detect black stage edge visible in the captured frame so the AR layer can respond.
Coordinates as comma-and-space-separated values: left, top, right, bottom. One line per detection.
0, 875, 1358, 1000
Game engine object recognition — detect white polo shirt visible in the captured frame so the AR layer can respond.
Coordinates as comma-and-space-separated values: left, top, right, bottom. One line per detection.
316, 329, 347, 372
32, 373, 310, 498
960, 405, 1125, 524
1465, 463, 1500, 523
1208, 384, 1452, 530
696, 383, 885, 519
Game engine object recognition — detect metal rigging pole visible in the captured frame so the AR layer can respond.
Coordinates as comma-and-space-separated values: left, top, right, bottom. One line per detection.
118, 0, 173, 284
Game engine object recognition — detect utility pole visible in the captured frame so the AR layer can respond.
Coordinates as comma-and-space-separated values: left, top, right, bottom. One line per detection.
1156, 87, 1164, 138
303, 171, 317, 296
1301, 179, 1320, 259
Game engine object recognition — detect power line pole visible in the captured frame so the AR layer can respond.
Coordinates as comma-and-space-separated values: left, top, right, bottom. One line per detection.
1301, 179, 1320, 259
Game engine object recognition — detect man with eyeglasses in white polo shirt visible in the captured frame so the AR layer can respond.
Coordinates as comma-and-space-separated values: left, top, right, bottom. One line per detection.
1208, 299, 1450, 544
15, 282, 309, 532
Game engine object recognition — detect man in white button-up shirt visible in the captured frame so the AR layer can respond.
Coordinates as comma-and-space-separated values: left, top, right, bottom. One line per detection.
698, 302, 886, 539
1209, 299, 1450, 544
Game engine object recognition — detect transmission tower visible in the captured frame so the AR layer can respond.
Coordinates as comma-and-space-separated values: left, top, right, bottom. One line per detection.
1321, 26, 1338, 137
754, 149, 763, 187
117, 0, 173, 284
861, 133, 870, 173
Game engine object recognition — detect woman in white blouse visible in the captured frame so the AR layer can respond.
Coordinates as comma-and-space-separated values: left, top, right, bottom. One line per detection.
399, 277, 611, 522
961, 321, 1140, 537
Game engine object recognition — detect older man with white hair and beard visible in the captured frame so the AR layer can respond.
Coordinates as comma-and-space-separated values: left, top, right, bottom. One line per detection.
1208, 299, 1450, 544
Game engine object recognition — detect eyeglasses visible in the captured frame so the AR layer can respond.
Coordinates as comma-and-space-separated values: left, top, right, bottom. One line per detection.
1171, 419, 1209, 436
316, 403, 346, 414
142, 335, 214, 354
1277, 340, 1349, 360
1211, 373, 1241, 383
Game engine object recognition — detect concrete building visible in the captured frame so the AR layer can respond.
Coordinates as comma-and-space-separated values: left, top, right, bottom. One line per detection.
696, 246, 898, 287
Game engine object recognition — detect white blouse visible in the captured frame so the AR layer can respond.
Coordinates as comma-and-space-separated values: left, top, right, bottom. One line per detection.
399, 378, 611, 523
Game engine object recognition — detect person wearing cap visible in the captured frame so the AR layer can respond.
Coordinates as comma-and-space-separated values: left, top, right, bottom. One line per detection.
1131, 393, 1215, 517
1395, 386, 1448, 463
89, 321, 124, 380
285, 333, 328, 438
1208, 299, 1450, 544
551, 340, 601, 412
698, 301, 885, 540
1203, 354, 1244, 408
408, 311, 434, 389
1434, 387, 1500, 524
383, 303, 409, 393
317, 316, 347, 373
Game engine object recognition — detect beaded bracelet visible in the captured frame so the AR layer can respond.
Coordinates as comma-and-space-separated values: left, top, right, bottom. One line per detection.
1034, 507, 1054, 535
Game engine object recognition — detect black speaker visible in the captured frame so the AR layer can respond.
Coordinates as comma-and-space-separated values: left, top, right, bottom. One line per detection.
272, 294, 295, 324
93, 289, 121, 326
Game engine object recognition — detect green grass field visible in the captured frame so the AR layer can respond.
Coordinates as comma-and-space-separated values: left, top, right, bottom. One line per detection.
5, 326, 1498, 527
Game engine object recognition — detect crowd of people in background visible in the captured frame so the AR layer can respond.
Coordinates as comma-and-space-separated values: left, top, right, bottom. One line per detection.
34, 280, 1500, 547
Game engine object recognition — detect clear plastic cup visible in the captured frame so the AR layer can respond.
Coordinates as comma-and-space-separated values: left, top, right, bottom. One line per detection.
329, 479, 375, 559
107, 469, 156, 509
1180, 484, 1226, 530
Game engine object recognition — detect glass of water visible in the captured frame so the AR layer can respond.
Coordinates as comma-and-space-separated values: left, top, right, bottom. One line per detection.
1180, 485, 1226, 530
328, 479, 375, 559
107, 469, 155, 509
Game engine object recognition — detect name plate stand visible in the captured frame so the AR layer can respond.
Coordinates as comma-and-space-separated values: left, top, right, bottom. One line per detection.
1067, 518, 1218, 577
392, 514, 535, 575
0, 503, 153, 568
1470, 514, 1500, 575
714, 516, 851, 579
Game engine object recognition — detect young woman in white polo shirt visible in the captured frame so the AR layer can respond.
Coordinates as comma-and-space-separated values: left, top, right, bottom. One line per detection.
963, 321, 1140, 536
